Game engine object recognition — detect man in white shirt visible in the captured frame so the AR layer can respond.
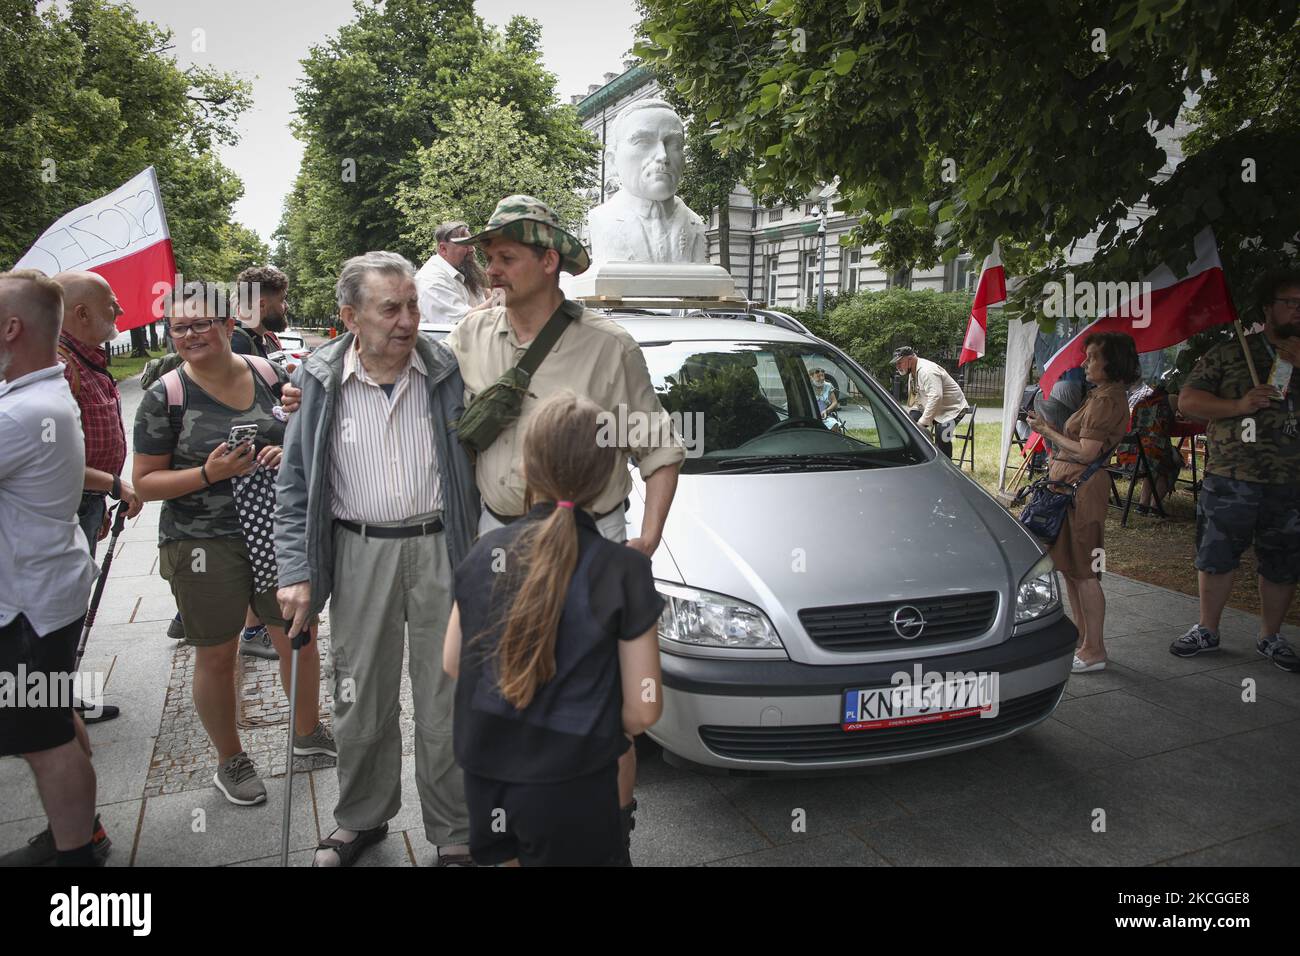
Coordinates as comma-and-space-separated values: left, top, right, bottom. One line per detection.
415, 221, 489, 326
0, 270, 104, 867
893, 345, 970, 458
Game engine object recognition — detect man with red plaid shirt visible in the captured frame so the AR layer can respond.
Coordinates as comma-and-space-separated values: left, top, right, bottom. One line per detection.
54, 273, 143, 556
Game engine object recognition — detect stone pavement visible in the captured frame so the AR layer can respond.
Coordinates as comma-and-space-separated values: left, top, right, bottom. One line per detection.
2, 379, 1297, 866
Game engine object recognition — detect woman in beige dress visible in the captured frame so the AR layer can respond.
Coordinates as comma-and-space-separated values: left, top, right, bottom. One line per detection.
1027, 332, 1140, 673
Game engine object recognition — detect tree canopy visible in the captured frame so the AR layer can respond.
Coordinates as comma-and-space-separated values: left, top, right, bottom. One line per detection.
633, 0, 1299, 325
279, 0, 598, 320
0, 0, 259, 280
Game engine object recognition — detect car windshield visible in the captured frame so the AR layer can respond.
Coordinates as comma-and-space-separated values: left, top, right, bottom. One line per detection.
640, 338, 926, 474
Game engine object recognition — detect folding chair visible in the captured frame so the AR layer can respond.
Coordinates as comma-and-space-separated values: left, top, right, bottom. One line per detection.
1106, 432, 1167, 527
952, 404, 977, 474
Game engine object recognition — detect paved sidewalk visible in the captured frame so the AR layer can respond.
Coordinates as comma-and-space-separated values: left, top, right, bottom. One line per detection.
2, 380, 1297, 866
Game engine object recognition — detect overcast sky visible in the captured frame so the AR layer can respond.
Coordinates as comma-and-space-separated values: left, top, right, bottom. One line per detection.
119, 0, 640, 245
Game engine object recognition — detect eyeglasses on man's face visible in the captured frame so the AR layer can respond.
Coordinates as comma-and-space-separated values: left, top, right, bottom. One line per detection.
169, 319, 219, 337
1273, 297, 1300, 311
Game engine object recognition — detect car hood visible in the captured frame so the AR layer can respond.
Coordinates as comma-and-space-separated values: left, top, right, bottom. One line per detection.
652, 459, 1045, 664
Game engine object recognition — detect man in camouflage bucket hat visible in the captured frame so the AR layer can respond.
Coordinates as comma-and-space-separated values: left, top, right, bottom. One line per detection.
445, 194, 684, 864
452, 195, 591, 275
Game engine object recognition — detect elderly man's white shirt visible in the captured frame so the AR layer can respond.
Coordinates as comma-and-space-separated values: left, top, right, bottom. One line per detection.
416, 253, 484, 325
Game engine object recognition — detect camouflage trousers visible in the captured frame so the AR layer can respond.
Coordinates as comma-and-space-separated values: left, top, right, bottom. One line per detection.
1195, 474, 1300, 584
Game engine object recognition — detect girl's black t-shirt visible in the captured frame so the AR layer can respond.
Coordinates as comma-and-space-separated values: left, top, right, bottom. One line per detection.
452, 503, 664, 784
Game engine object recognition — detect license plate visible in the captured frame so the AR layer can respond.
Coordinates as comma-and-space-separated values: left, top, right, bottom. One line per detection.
841, 676, 994, 732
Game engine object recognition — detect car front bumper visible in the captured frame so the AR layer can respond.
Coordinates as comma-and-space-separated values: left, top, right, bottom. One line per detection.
647, 615, 1077, 771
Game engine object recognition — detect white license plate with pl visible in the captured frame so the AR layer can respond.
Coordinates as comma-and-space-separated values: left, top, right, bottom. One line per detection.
841, 676, 993, 732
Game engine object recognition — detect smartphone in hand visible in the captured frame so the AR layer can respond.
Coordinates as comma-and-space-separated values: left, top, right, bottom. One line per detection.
226, 423, 259, 453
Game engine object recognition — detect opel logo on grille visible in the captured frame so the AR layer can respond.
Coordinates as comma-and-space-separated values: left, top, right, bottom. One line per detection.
891, 605, 927, 640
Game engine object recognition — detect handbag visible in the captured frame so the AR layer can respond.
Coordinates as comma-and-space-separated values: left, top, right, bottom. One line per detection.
454, 299, 578, 455
232, 465, 280, 593
1014, 447, 1114, 545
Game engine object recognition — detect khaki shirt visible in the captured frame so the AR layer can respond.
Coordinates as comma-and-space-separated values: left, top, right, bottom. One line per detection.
445, 302, 685, 517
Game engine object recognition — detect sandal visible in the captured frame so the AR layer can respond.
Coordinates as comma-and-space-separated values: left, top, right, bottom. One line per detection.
435, 847, 476, 867
311, 822, 388, 867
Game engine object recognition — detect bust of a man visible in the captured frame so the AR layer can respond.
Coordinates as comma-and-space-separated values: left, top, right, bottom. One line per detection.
587, 99, 708, 263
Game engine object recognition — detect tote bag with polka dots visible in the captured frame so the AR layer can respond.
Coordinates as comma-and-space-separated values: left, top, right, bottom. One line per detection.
232, 465, 280, 593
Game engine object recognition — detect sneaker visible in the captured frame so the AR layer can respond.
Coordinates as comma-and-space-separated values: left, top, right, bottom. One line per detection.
1257, 635, 1300, 673
1170, 624, 1220, 657
213, 752, 267, 806
0, 814, 111, 867
239, 625, 279, 661
293, 721, 337, 757
167, 613, 185, 641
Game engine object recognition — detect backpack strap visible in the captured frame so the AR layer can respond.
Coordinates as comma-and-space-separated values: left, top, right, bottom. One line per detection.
240, 354, 283, 399
160, 368, 186, 440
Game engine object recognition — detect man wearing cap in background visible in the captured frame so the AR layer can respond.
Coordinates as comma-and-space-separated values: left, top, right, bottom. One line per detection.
445, 195, 686, 863
892, 345, 970, 458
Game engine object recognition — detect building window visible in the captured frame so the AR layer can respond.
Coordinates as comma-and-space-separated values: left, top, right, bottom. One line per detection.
887, 267, 912, 290
767, 207, 784, 223
766, 255, 779, 304
842, 248, 868, 293
945, 255, 975, 293
803, 251, 820, 305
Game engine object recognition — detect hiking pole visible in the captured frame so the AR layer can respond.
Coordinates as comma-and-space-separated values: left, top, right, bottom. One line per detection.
280, 620, 310, 867
73, 502, 130, 720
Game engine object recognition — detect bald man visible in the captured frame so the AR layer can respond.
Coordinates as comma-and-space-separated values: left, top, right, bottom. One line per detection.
0, 270, 109, 867
54, 271, 143, 558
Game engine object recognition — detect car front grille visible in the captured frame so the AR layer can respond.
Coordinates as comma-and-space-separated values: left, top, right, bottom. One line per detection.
798, 592, 999, 652
697, 683, 1063, 763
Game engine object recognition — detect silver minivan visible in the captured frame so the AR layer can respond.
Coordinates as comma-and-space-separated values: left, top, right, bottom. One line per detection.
612, 310, 1075, 771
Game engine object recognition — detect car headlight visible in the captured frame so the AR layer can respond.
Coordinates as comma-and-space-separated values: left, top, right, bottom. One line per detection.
1014, 555, 1060, 625
657, 582, 784, 650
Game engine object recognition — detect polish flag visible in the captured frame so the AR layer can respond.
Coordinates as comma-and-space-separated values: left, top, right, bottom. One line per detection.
14, 167, 176, 332
959, 241, 1007, 366
1036, 227, 1237, 397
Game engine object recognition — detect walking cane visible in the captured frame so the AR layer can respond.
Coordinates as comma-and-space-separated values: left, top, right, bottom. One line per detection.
280, 620, 310, 867
73, 502, 130, 719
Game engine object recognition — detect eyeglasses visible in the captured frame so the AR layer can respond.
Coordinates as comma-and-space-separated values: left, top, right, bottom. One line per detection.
1273, 298, 1300, 311
169, 319, 217, 337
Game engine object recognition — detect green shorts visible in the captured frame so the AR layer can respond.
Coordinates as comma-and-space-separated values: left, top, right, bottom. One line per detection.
160, 535, 288, 646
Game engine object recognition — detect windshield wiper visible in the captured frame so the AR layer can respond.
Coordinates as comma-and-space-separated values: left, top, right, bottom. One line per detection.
715, 454, 883, 472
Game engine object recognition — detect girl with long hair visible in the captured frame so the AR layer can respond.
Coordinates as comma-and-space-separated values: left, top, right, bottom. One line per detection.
443, 392, 663, 866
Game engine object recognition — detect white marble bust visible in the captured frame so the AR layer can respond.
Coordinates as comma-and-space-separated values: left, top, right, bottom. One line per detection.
588, 99, 708, 264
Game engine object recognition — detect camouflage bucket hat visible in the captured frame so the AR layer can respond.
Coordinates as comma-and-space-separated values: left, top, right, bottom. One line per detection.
453, 195, 591, 275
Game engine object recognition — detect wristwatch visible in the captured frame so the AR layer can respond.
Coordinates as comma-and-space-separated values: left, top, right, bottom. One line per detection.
109, 475, 122, 500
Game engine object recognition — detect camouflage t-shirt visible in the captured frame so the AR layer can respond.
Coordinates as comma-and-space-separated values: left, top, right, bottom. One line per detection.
134, 360, 288, 544
1183, 335, 1298, 485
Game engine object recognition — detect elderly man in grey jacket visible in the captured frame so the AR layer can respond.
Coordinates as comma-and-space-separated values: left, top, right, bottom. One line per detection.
275, 251, 479, 867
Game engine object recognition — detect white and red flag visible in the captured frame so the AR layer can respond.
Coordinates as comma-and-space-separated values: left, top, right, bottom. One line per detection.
959, 241, 1007, 366
1036, 227, 1237, 397
14, 167, 176, 332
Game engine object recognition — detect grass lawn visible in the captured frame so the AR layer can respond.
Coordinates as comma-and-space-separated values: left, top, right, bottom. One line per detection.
104, 347, 166, 383
960, 421, 1298, 626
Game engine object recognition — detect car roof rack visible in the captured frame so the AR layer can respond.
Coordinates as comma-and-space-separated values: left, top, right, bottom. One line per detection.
571, 262, 814, 336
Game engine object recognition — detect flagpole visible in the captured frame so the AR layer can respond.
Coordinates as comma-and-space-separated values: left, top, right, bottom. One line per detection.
1232, 320, 1261, 386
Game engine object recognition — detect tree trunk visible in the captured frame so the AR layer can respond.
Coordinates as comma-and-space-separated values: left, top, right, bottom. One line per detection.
130, 327, 149, 357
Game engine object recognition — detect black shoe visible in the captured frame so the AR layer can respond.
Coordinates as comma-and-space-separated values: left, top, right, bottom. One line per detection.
167, 614, 185, 641
74, 700, 120, 724
0, 814, 111, 867
618, 799, 637, 867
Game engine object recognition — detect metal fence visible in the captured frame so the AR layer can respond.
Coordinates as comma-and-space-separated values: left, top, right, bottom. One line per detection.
931, 346, 1006, 404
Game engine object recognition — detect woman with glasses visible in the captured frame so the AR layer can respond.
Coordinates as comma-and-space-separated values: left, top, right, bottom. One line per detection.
132, 285, 334, 807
